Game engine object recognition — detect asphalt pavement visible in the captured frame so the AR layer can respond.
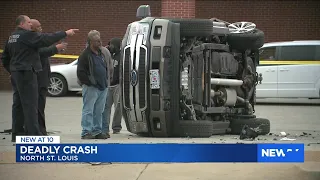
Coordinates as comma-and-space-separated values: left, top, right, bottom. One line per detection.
0, 91, 320, 180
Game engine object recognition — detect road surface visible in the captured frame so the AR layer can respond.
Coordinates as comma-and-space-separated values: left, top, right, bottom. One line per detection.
0, 92, 319, 180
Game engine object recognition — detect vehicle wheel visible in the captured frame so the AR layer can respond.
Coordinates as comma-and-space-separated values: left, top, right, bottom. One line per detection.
48, 73, 68, 97
212, 121, 230, 135
229, 117, 270, 135
179, 120, 214, 137
167, 18, 214, 37
227, 28, 265, 51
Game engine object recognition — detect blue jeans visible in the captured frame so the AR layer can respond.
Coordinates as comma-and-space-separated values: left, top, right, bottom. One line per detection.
81, 84, 108, 137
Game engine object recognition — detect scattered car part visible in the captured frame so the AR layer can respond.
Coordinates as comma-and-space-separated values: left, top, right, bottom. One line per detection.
229, 117, 270, 135
239, 125, 259, 140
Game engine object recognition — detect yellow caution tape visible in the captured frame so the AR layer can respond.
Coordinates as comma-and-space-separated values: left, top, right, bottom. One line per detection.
260, 60, 320, 65
0, 49, 78, 59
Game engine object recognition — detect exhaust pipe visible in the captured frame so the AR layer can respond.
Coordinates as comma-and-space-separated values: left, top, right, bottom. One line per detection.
211, 78, 243, 86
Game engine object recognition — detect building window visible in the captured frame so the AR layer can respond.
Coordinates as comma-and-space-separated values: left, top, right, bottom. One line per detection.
259, 47, 276, 61
280, 45, 317, 61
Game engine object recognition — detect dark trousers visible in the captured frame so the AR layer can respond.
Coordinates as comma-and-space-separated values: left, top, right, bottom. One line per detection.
11, 70, 42, 141
37, 69, 49, 135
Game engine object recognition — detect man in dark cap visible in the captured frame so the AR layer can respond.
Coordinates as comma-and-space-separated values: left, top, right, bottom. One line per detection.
102, 37, 123, 137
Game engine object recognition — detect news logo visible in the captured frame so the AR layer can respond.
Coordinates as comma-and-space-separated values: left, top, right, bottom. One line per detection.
257, 144, 304, 162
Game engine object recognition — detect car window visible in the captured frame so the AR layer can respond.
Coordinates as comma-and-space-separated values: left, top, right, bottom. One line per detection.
259, 47, 276, 60
280, 45, 317, 61
315, 45, 320, 60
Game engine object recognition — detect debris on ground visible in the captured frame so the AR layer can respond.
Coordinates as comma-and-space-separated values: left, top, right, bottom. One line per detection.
303, 132, 308, 135
297, 132, 312, 137
87, 162, 112, 166
280, 137, 296, 141
0, 129, 12, 134
280, 132, 286, 136
239, 125, 259, 140
307, 143, 320, 146
268, 133, 273, 135
2, 137, 5, 140
273, 138, 278, 141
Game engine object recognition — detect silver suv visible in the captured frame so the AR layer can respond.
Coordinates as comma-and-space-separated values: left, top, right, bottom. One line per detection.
119, 5, 270, 137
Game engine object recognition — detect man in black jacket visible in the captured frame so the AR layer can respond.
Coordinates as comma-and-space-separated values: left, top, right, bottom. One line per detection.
30, 19, 68, 135
103, 38, 122, 135
77, 30, 112, 139
1, 15, 78, 141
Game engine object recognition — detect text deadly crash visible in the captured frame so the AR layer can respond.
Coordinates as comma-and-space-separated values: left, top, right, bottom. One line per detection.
20, 145, 98, 154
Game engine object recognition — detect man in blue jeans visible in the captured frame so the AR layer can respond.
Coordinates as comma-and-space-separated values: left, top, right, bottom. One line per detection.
77, 30, 113, 139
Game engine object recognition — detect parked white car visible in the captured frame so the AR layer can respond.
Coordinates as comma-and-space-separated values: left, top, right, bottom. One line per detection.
48, 59, 81, 97
256, 40, 320, 99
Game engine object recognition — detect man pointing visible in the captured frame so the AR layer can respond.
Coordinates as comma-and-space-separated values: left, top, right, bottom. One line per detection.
1, 15, 79, 142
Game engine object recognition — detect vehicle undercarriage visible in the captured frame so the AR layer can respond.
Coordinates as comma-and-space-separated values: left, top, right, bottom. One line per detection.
120, 6, 270, 137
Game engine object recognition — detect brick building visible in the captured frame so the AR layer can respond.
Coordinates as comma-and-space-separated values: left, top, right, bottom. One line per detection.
0, 0, 319, 90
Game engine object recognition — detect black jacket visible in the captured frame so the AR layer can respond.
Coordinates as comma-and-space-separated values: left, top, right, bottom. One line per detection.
37, 45, 58, 87
77, 47, 112, 87
1, 27, 66, 73
109, 38, 121, 86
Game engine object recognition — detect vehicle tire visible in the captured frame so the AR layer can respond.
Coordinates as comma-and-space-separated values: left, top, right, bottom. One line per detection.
227, 29, 265, 51
229, 117, 270, 135
48, 73, 68, 97
179, 120, 214, 137
212, 121, 230, 135
167, 18, 214, 37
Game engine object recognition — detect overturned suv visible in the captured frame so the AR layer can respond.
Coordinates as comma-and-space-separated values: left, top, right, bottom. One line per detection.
119, 5, 270, 137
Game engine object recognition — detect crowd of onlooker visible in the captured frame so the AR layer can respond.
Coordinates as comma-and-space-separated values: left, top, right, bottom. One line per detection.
1, 15, 122, 142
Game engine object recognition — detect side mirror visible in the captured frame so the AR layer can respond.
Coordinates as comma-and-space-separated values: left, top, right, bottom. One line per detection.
136, 5, 151, 18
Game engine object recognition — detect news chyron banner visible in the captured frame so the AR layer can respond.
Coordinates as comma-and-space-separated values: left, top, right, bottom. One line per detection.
16, 136, 304, 163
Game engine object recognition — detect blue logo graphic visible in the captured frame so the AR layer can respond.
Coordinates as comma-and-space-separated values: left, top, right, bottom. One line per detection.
130, 69, 138, 86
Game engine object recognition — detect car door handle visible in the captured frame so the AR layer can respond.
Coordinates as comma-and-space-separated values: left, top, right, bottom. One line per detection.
279, 68, 289, 72
266, 69, 275, 72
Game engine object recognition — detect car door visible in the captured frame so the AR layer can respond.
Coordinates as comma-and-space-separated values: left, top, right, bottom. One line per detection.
277, 45, 319, 98
255, 46, 278, 98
